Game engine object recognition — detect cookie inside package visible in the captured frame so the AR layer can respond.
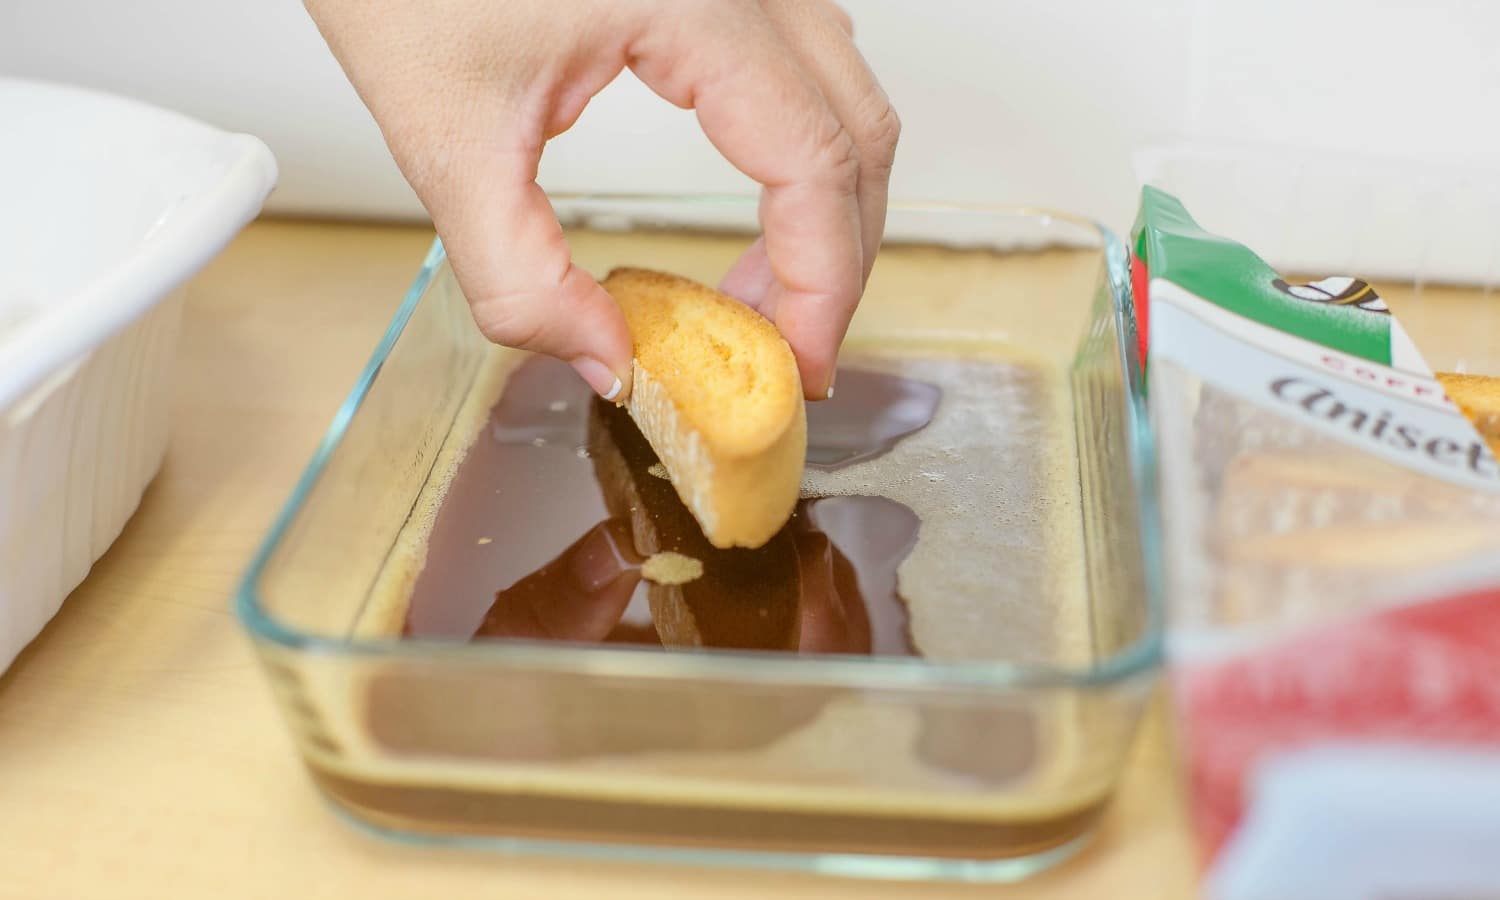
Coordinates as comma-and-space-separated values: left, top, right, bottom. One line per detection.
1134, 187, 1500, 898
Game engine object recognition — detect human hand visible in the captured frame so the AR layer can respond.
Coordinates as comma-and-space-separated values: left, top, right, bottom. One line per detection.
305, 0, 899, 401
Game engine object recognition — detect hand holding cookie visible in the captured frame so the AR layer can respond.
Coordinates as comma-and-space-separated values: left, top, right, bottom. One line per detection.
304, 0, 899, 401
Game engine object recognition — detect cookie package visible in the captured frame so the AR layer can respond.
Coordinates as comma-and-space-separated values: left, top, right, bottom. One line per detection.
1134, 186, 1500, 897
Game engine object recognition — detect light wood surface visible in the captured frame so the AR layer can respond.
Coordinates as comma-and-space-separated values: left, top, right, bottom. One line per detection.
0, 221, 1198, 900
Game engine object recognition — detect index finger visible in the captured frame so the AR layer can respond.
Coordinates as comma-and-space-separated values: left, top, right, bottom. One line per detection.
628, 5, 864, 399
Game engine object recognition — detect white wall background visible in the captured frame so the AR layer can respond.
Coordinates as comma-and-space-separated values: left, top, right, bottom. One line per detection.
3, 0, 1497, 235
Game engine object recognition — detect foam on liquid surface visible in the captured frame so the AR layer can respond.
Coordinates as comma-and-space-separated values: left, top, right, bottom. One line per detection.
805, 349, 1088, 665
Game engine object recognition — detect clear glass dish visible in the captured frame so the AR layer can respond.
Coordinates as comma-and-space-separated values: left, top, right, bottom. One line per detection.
235, 197, 1163, 882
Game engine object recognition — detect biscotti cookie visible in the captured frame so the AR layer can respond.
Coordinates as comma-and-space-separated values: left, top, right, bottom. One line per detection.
602, 268, 806, 549
1437, 372, 1500, 458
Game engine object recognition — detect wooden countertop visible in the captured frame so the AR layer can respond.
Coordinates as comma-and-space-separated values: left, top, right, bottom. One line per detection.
0, 220, 1198, 899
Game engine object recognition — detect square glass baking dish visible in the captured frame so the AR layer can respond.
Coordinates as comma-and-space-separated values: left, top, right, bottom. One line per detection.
235, 197, 1163, 882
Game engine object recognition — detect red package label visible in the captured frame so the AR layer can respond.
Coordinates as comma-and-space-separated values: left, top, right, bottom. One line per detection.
1176, 585, 1500, 860
1129, 252, 1150, 370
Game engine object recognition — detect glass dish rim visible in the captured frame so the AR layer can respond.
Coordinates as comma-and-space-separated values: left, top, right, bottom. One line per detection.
234, 194, 1165, 692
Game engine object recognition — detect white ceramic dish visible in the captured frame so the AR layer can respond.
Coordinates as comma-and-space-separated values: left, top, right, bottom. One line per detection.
0, 78, 276, 672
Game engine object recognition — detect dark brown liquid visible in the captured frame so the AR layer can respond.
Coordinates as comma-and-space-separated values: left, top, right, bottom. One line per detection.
403, 357, 937, 657
332, 354, 1108, 863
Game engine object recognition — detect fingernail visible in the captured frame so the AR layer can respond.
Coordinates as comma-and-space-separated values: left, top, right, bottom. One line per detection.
572, 357, 624, 401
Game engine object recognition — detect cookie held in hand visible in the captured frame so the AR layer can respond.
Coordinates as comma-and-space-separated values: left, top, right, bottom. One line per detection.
602, 267, 807, 549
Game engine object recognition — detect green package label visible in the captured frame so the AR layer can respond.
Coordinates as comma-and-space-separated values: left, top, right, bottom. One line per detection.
1133, 186, 1396, 366
1133, 186, 1498, 491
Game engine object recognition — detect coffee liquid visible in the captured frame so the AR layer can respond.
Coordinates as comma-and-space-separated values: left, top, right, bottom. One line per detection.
323, 350, 1107, 863
403, 356, 938, 656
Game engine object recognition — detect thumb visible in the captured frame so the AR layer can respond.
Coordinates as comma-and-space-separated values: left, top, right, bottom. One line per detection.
300, 0, 634, 399
429, 152, 634, 401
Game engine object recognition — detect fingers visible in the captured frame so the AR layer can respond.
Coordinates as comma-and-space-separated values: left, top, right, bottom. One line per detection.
306, 0, 898, 403
629, 4, 863, 400
444, 170, 634, 400
305, 0, 636, 400
479, 520, 643, 641
410, 114, 637, 400
824, 0, 855, 35
763, 0, 901, 288
718, 236, 776, 313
